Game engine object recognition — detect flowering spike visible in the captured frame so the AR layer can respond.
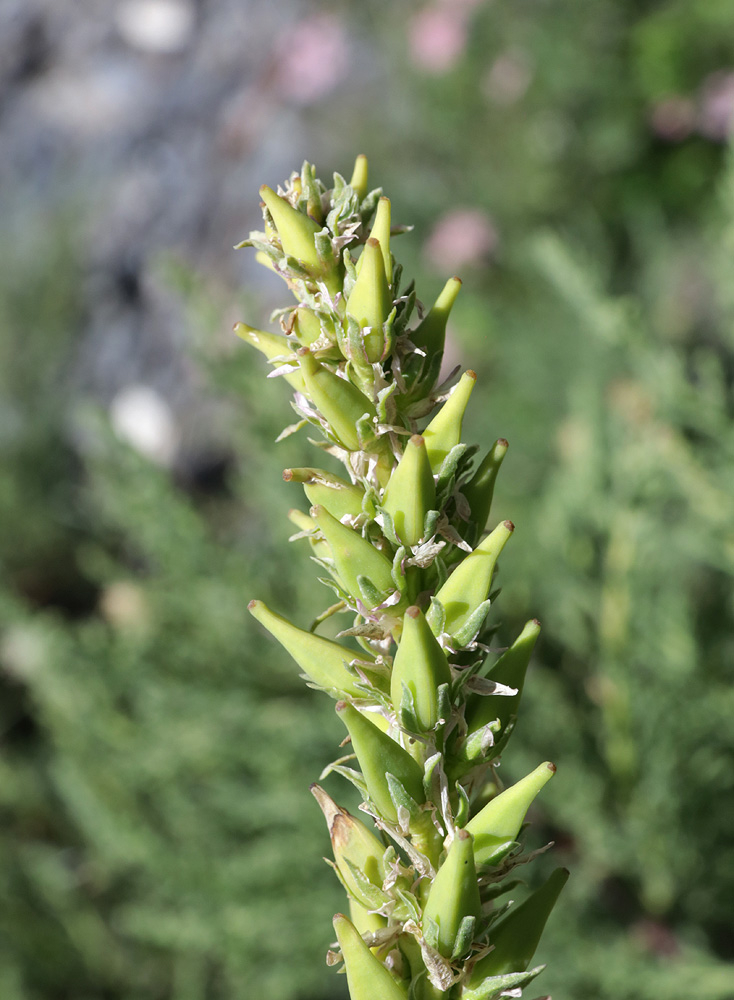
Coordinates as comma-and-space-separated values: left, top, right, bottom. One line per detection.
391, 606, 451, 732
333, 913, 409, 1000
422, 370, 477, 470
310, 504, 395, 607
422, 829, 481, 958
247, 600, 375, 698
335, 702, 425, 823
465, 869, 569, 982
432, 519, 514, 638
466, 762, 556, 866
381, 435, 436, 547
238, 160, 563, 999
349, 154, 369, 201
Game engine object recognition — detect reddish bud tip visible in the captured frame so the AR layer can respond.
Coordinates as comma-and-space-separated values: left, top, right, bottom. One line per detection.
498, 438, 509, 448
335, 701, 347, 712
406, 605, 421, 619
456, 828, 471, 841
504, 520, 515, 531
282, 469, 294, 482
247, 600, 258, 610
466, 370, 477, 380
366, 237, 380, 248
409, 434, 425, 447
532, 618, 541, 627
548, 762, 557, 773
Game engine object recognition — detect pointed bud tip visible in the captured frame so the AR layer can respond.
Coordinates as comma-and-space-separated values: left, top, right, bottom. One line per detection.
282, 469, 294, 482
504, 520, 515, 531
498, 438, 509, 448
247, 600, 259, 611
405, 605, 421, 619
409, 434, 425, 447
532, 618, 541, 627
547, 762, 557, 773
366, 237, 380, 248
466, 370, 477, 380
456, 828, 471, 841
335, 700, 347, 712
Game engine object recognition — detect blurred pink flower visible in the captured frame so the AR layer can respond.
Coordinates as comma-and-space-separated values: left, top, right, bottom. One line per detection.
408, 6, 468, 75
698, 70, 734, 141
273, 14, 349, 105
483, 49, 533, 106
649, 96, 695, 142
424, 209, 498, 272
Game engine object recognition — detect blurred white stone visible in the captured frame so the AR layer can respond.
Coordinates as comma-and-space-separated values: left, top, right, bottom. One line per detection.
115, 0, 195, 54
110, 385, 179, 465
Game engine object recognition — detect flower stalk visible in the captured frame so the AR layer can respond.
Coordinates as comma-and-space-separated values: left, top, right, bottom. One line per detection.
240, 158, 566, 999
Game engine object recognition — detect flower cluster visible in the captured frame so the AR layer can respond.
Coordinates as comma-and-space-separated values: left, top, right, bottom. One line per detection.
240, 157, 566, 1000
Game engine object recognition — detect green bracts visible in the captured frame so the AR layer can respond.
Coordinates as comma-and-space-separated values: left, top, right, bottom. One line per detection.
466, 761, 556, 866
311, 785, 387, 910
333, 913, 408, 1000
464, 618, 541, 736
310, 504, 395, 607
381, 435, 436, 547
391, 605, 451, 731
422, 829, 481, 958
432, 519, 514, 639
259, 184, 323, 271
297, 350, 376, 451
423, 369, 477, 469
465, 868, 569, 982
247, 600, 374, 698
335, 701, 425, 823
283, 467, 365, 520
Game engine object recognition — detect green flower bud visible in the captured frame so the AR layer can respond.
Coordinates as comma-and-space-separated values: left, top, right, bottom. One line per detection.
462, 438, 509, 539
466, 762, 556, 867
421, 829, 481, 958
346, 237, 391, 362
333, 913, 408, 1000
391, 606, 451, 732
335, 702, 425, 823
464, 619, 540, 737
349, 154, 369, 201
465, 868, 569, 982
422, 370, 477, 470
381, 435, 436, 547
259, 184, 322, 271
432, 520, 514, 639
283, 468, 365, 521
297, 350, 376, 451
311, 785, 387, 910
411, 275, 462, 361
311, 504, 395, 608
233, 322, 304, 391
357, 197, 392, 282
248, 600, 375, 699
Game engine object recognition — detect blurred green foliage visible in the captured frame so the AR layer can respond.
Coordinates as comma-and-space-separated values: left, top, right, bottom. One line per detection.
2, 3, 734, 999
